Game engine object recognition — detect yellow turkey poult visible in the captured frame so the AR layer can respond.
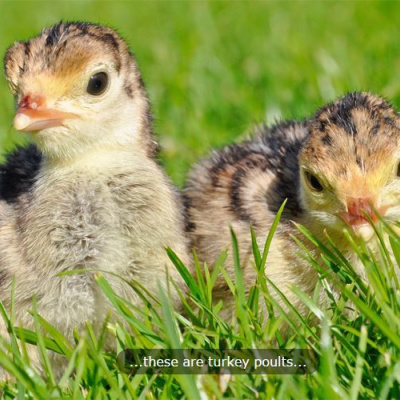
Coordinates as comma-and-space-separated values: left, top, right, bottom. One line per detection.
184, 92, 400, 320
0, 22, 190, 375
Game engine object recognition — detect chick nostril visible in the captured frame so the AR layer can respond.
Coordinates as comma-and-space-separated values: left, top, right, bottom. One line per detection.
347, 198, 374, 219
18, 94, 44, 110
19, 95, 30, 109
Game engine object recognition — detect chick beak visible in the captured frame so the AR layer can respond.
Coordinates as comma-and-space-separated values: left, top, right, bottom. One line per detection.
340, 197, 381, 241
13, 94, 78, 133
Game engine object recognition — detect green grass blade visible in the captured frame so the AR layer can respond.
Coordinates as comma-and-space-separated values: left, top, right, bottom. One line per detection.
259, 199, 287, 271
167, 247, 202, 301
349, 325, 368, 400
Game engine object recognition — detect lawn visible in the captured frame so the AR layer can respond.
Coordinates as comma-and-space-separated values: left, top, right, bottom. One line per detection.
0, 1, 400, 398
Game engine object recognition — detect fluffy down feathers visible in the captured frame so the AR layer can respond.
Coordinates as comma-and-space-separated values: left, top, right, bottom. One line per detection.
0, 22, 191, 377
184, 92, 400, 321
0, 145, 41, 203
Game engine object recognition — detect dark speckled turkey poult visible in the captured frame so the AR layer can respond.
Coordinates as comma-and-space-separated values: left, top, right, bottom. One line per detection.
184, 92, 400, 321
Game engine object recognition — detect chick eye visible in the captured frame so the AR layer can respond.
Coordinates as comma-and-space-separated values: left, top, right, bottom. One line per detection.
87, 72, 109, 96
397, 162, 400, 177
305, 171, 324, 192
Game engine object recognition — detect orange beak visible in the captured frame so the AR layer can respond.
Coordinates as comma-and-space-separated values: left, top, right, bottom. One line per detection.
13, 94, 78, 133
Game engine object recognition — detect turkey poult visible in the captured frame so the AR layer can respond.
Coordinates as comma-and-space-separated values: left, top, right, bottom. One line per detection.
184, 92, 400, 320
0, 22, 190, 373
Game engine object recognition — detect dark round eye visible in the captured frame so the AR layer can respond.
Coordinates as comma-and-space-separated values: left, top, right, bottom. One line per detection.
87, 72, 109, 96
397, 162, 400, 177
305, 171, 324, 192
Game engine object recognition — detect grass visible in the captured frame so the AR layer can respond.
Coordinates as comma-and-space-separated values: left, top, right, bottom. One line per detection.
1, 1, 400, 398
0, 215, 400, 398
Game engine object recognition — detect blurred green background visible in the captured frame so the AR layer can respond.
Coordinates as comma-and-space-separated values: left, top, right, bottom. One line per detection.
1, 0, 400, 186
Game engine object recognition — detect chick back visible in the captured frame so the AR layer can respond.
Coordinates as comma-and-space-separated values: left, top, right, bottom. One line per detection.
184, 120, 308, 267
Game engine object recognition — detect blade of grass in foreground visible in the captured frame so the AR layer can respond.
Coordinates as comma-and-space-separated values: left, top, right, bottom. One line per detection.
295, 223, 360, 286
58, 340, 84, 387
318, 318, 346, 399
389, 235, 400, 291
158, 282, 201, 400
32, 298, 55, 386
341, 283, 400, 350
250, 224, 261, 267
94, 273, 163, 344
167, 247, 202, 301
0, 290, 21, 359
14, 328, 64, 355
265, 278, 318, 343
349, 325, 368, 400
378, 362, 400, 400
0, 343, 47, 398
230, 227, 251, 339
250, 208, 291, 344
27, 313, 74, 357
259, 199, 287, 272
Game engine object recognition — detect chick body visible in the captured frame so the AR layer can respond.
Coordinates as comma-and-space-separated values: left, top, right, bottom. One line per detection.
0, 22, 190, 376
185, 92, 400, 320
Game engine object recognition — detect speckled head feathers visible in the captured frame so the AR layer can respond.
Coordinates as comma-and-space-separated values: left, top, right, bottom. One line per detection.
300, 92, 400, 182
4, 22, 156, 160
5, 22, 137, 97
298, 92, 400, 238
